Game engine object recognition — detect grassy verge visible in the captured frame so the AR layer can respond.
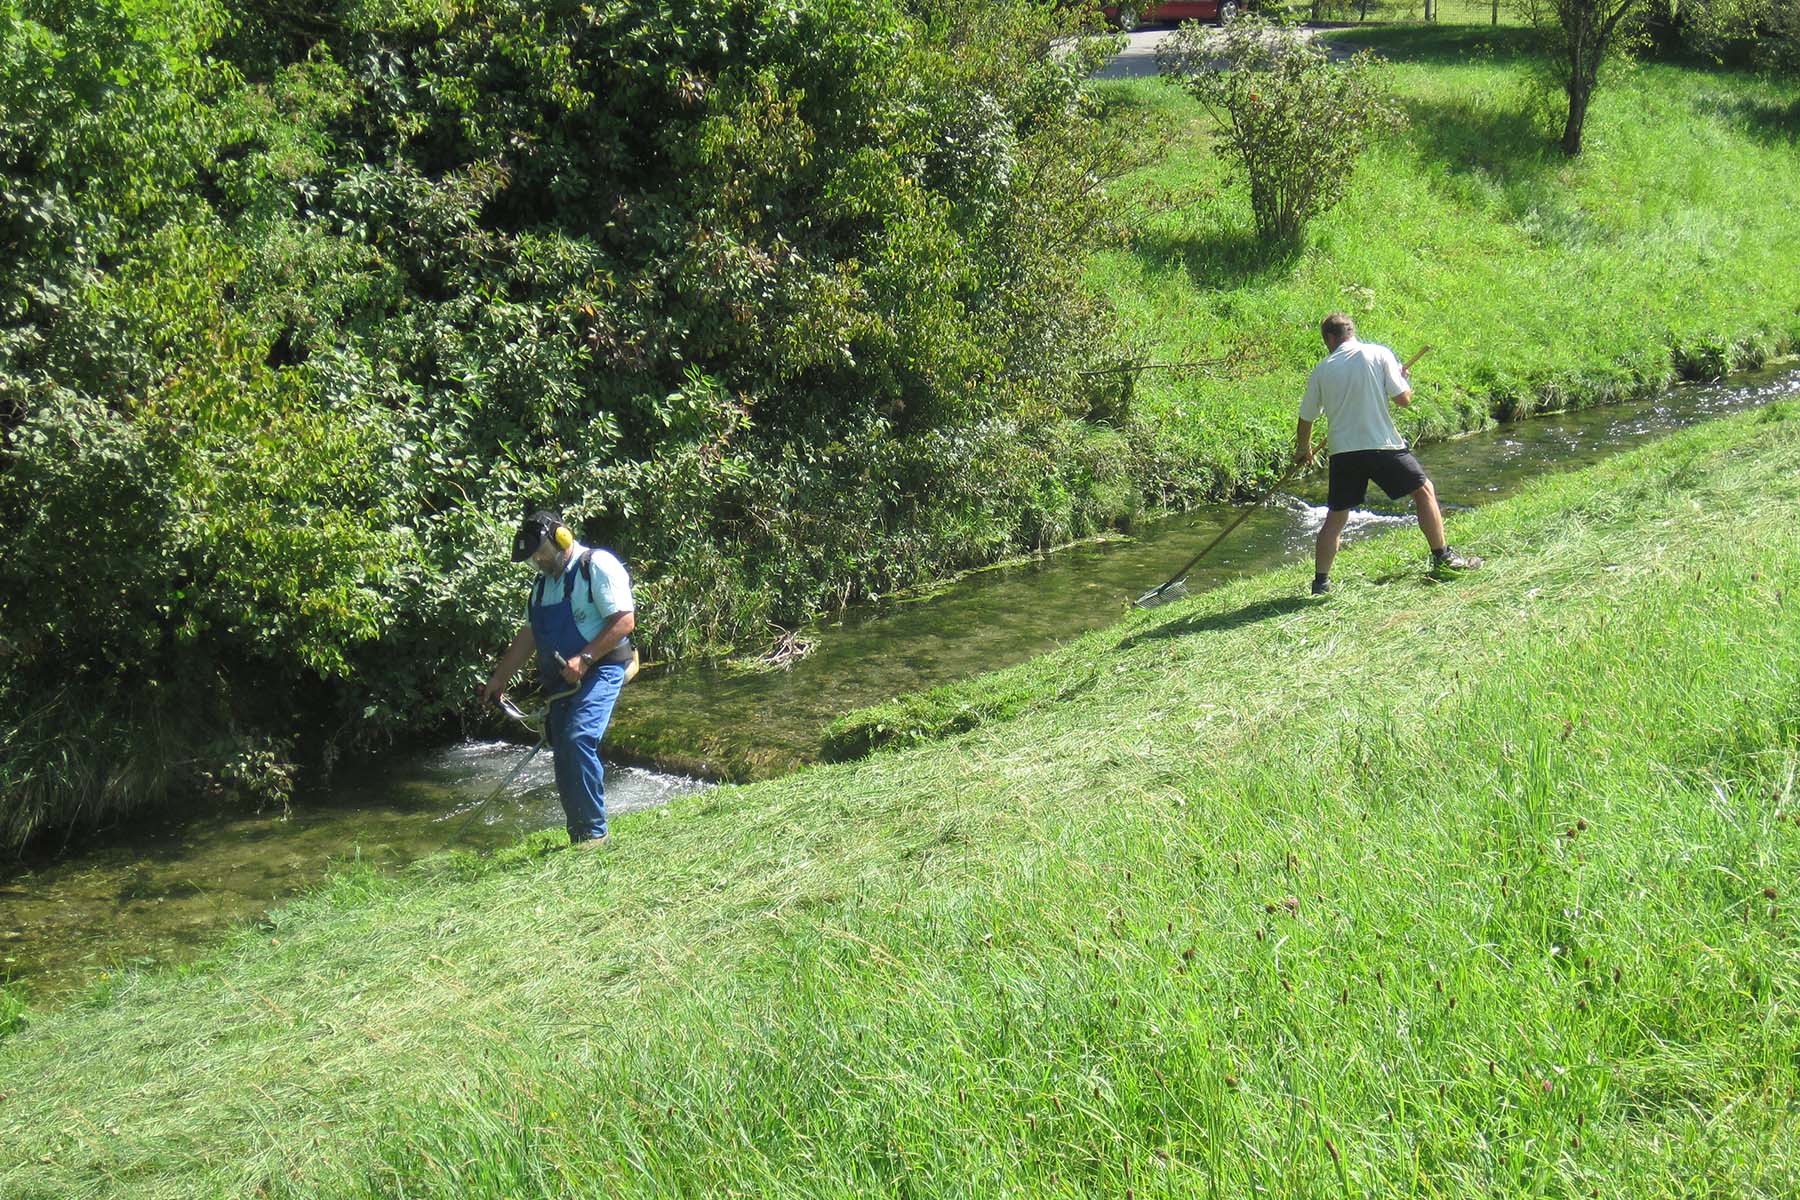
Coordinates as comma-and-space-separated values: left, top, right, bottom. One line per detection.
5, 402, 1799, 1196
1100, 26, 1800, 498
10, 25, 1798, 851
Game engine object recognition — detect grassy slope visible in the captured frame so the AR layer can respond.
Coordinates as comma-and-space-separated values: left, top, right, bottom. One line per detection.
1101, 26, 1800, 495
4, 401, 1799, 1197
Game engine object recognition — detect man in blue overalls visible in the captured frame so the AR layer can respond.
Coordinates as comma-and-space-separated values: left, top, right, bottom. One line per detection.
481, 510, 636, 847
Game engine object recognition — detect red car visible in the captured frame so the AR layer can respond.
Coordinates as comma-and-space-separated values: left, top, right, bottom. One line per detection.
1105, 1, 1242, 27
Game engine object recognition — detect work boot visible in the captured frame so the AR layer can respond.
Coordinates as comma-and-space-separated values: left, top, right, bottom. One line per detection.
1430, 546, 1483, 573
570, 833, 610, 850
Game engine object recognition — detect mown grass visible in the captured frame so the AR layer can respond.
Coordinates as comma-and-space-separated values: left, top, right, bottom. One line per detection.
4, 401, 1799, 1196
1101, 25, 1800, 497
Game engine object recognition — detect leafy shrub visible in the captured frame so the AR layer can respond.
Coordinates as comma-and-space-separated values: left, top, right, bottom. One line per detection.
0, 0, 1151, 844
1645, 0, 1800, 73
1158, 16, 1404, 244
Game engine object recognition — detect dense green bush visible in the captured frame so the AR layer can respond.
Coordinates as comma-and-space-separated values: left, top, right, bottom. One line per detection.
0, 0, 1143, 844
1157, 16, 1404, 243
1646, 0, 1800, 72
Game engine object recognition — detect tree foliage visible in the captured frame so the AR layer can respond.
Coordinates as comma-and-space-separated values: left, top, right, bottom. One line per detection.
0, 0, 1142, 845
1158, 17, 1404, 245
1658, 0, 1800, 73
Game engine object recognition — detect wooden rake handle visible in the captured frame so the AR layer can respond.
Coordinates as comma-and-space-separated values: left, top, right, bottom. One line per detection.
1140, 439, 1324, 603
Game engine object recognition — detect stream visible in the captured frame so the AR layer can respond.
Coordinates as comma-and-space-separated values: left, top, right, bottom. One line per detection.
4, 362, 1796, 998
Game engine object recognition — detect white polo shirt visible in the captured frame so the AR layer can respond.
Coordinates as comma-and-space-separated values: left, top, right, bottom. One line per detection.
1299, 338, 1410, 455
526, 543, 634, 641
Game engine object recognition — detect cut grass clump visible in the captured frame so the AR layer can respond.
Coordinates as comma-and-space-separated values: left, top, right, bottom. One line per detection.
0, 984, 27, 1040
821, 671, 1081, 762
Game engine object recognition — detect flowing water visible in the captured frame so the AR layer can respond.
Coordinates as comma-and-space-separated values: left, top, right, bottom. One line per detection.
606, 363, 1800, 777
0, 751, 706, 996
4, 363, 1797, 997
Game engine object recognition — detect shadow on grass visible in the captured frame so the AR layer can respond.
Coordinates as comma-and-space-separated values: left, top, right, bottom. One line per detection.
1401, 89, 1559, 187
1695, 91, 1800, 149
1127, 222, 1303, 291
1121, 595, 1313, 648
1091, 77, 1186, 123
1322, 23, 1543, 65
1365, 566, 1465, 588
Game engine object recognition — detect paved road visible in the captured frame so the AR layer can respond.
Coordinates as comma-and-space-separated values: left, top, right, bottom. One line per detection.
1089, 24, 1352, 80
1091, 29, 1182, 80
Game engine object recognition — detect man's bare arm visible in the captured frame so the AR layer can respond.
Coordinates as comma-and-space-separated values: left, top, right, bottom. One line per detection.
563, 611, 636, 682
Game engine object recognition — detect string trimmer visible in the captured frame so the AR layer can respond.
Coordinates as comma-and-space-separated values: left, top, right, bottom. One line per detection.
447, 657, 582, 844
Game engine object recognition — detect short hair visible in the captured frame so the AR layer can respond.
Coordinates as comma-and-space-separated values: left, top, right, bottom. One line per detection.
1321, 313, 1356, 340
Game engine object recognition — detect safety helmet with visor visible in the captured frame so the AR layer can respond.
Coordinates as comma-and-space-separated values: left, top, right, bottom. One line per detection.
511, 509, 572, 564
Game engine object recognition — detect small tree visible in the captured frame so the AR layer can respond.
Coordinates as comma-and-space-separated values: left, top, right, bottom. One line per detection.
1544, 0, 1650, 155
1159, 18, 1403, 246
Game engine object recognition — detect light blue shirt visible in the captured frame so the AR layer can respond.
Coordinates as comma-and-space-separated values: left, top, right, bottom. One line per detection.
526, 543, 634, 641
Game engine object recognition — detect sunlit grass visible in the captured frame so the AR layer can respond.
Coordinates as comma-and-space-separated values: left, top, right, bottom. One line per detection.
4, 399, 1798, 1197
1096, 26, 1800, 498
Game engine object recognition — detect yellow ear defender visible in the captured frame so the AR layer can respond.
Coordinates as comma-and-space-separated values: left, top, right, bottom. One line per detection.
553, 526, 573, 551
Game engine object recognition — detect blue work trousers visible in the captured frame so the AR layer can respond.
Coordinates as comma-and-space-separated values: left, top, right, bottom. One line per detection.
548, 663, 625, 841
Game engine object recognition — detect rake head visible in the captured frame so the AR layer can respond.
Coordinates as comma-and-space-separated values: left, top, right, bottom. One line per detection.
1134, 579, 1189, 609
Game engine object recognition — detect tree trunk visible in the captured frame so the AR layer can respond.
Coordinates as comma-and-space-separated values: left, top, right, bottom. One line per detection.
1562, 79, 1592, 156
1555, 1, 1643, 156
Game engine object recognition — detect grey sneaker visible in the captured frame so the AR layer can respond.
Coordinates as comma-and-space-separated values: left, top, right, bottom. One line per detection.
1431, 547, 1483, 572
570, 833, 610, 850
1311, 577, 1331, 596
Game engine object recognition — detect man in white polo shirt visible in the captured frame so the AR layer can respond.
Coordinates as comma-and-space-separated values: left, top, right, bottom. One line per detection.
1296, 313, 1479, 596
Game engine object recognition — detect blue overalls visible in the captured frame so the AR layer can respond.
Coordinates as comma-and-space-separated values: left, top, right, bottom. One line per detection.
528, 556, 626, 842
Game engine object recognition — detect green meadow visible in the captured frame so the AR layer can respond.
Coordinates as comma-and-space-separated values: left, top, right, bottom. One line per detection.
4, 392, 1797, 1197
6, 20, 1800, 1198
1101, 26, 1800, 496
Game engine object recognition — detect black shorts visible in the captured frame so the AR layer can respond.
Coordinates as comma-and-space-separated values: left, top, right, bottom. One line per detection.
1327, 449, 1429, 512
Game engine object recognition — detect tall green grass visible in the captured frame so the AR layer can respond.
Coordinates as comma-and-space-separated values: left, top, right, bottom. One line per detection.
4, 401, 1798, 1197
1101, 26, 1800, 498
